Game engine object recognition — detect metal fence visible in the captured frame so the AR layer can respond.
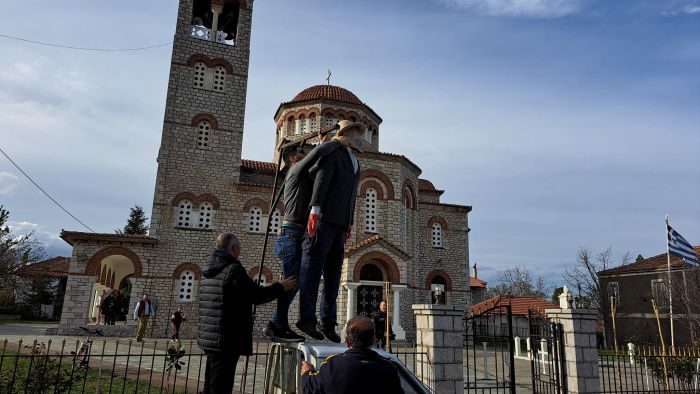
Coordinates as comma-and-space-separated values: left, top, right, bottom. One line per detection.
0, 338, 430, 394
598, 345, 700, 393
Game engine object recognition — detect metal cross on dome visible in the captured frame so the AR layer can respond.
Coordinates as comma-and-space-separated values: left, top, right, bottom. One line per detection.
326, 69, 331, 85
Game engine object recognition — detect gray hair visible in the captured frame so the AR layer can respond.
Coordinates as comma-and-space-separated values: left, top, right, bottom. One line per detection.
345, 316, 375, 348
216, 232, 239, 251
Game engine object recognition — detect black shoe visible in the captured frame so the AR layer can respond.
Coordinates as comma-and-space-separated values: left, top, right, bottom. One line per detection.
264, 323, 305, 342
296, 320, 324, 341
319, 321, 341, 343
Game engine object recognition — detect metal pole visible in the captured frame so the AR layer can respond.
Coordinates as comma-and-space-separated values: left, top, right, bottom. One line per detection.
666, 215, 675, 349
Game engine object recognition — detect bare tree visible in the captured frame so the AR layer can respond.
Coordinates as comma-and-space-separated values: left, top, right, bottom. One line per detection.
486, 266, 551, 299
563, 247, 630, 346
669, 268, 700, 344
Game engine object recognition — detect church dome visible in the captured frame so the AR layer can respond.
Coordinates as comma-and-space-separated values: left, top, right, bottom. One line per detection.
291, 85, 363, 106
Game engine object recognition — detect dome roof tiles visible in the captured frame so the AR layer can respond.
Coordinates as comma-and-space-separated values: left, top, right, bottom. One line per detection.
291, 85, 363, 106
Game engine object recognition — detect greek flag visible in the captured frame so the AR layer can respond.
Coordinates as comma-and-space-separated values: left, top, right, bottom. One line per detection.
667, 224, 699, 266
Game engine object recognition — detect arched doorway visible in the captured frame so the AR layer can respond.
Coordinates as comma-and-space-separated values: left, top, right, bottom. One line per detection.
357, 262, 385, 319
431, 275, 447, 305
86, 247, 141, 325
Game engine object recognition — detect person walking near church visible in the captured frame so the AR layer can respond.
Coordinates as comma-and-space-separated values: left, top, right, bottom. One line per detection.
198, 232, 297, 394
374, 300, 395, 350
297, 120, 365, 342
133, 293, 153, 342
170, 305, 186, 341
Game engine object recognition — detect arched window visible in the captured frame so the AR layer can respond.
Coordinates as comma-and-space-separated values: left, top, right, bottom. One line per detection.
198, 202, 214, 229
177, 270, 195, 302
176, 200, 194, 228
299, 115, 307, 134
365, 128, 372, 143
197, 120, 212, 149
215, 3, 240, 44
193, 62, 206, 89
254, 275, 268, 286
286, 116, 295, 135
324, 116, 337, 128
360, 263, 384, 281
431, 276, 447, 304
364, 188, 378, 233
248, 206, 262, 233
309, 113, 318, 132
431, 223, 443, 248
213, 65, 226, 92
268, 209, 282, 234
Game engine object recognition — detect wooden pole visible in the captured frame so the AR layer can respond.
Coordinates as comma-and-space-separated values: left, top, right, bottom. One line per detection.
610, 296, 619, 352
665, 215, 675, 350
385, 281, 392, 352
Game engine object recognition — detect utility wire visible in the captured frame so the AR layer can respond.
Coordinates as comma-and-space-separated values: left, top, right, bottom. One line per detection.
0, 33, 172, 52
0, 146, 96, 233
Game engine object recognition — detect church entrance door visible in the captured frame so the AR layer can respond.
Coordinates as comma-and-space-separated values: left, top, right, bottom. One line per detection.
356, 263, 385, 319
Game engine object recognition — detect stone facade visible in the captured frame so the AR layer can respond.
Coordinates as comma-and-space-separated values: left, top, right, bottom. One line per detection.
57, 0, 472, 341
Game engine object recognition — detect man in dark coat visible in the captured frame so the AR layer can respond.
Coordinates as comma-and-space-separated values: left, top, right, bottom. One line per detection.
197, 232, 296, 394
297, 120, 365, 342
301, 316, 404, 394
374, 300, 395, 350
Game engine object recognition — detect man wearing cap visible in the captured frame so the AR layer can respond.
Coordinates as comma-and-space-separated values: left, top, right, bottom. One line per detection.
296, 119, 365, 342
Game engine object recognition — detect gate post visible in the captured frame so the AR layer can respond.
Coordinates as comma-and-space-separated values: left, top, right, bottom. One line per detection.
545, 308, 600, 394
413, 304, 464, 394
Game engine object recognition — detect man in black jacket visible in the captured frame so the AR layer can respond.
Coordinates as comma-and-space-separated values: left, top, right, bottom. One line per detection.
301, 316, 404, 394
197, 232, 296, 394
297, 120, 365, 342
374, 300, 395, 350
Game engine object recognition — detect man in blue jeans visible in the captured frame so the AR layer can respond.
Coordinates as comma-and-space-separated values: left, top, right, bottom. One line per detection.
265, 142, 311, 342
297, 120, 365, 342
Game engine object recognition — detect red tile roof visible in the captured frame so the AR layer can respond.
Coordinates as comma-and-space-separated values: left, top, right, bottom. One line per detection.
598, 246, 700, 276
60, 231, 158, 246
470, 277, 487, 288
471, 296, 559, 317
417, 179, 436, 191
17, 256, 71, 278
292, 85, 363, 106
345, 234, 381, 253
240, 159, 277, 172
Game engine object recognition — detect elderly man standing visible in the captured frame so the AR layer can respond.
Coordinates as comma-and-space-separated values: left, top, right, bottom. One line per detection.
296, 120, 365, 342
301, 316, 404, 394
133, 293, 153, 341
198, 233, 297, 394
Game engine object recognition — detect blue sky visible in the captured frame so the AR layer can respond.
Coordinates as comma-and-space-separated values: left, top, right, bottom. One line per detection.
0, 0, 698, 286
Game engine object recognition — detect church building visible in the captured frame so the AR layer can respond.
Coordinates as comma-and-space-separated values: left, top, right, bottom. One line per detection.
57, 0, 472, 340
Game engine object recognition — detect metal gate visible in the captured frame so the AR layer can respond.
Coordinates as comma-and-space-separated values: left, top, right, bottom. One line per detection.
464, 304, 516, 393
528, 310, 567, 394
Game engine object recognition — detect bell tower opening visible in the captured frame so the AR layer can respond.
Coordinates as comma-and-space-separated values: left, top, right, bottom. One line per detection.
191, 0, 240, 45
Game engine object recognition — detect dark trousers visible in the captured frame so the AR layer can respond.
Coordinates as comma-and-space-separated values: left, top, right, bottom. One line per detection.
203, 350, 240, 394
271, 225, 304, 328
299, 222, 346, 324
171, 322, 181, 340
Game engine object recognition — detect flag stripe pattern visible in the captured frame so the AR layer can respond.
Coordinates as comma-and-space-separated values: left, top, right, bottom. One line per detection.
667, 224, 699, 267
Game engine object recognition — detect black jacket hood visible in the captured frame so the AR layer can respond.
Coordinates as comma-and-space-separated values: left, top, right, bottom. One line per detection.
203, 249, 236, 278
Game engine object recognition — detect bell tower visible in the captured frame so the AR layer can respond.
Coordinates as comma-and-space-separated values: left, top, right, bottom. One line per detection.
149, 0, 253, 237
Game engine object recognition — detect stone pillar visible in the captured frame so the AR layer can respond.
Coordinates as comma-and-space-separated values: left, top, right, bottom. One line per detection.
546, 308, 600, 394
341, 282, 360, 341
413, 304, 464, 394
391, 284, 407, 340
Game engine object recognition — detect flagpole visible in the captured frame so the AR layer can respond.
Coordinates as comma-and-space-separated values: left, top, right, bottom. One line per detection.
666, 214, 675, 349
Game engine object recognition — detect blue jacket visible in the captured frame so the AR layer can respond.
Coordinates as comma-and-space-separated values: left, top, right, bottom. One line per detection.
302, 347, 404, 394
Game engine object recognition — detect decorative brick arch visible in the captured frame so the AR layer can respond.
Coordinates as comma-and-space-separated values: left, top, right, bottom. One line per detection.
198, 193, 221, 209
85, 246, 143, 277
186, 54, 209, 67
426, 269, 453, 291
248, 266, 273, 284
209, 58, 234, 75
360, 169, 395, 200
353, 251, 400, 283
243, 198, 269, 214
402, 180, 416, 210
360, 180, 386, 201
427, 216, 449, 231
173, 263, 202, 280
172, 192, 198, 207
191, 113, 219, 129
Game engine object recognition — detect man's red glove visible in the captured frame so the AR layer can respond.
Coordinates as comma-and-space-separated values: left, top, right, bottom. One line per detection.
307, 213, 319, 237
345, 226, 352, 243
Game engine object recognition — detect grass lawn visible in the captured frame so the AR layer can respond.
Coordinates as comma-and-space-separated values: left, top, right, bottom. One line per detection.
0, 348, 193, 393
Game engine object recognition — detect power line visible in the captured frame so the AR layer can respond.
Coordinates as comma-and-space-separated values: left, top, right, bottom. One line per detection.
0, 33, 172, 52
0, 146, 96, 233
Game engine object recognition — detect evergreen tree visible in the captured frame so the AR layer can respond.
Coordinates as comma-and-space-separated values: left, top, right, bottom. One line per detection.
117, 205, 149, 235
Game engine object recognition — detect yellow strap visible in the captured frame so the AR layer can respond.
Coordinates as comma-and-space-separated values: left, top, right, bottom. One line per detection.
307, 353, 338, 376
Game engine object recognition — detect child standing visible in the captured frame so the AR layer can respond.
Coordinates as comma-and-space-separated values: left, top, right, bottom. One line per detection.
170, 305, 186, 341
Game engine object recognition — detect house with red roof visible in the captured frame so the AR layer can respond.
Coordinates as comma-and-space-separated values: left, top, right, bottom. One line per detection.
598, 246, 700, 346
15, 256, 70, 319
470, 295, 559, 338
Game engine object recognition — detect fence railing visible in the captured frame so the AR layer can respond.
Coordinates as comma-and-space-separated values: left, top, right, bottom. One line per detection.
0, 338, 430, 394
598, 345, 700, 393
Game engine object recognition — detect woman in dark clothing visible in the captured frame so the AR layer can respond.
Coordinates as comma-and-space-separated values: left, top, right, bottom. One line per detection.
170, 305, 186, 341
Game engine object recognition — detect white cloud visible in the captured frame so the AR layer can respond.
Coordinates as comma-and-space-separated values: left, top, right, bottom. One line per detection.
439, 0, 584, 17
0, 172, 20, 195
662, 4, 700, 16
